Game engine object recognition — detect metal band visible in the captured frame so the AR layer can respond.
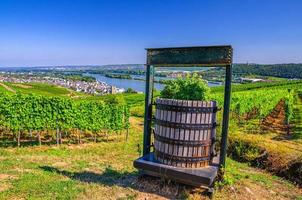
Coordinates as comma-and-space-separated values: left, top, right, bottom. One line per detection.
155, 119, 217, 130
155, 150, 210, 163
156, 103, 218, 113
154, 134, 211, 146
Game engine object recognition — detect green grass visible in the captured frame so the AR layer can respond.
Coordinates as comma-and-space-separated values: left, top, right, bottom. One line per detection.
214, 158, 301, 199
0, 80, 302, 199
2, 82, 73, 97
292, 93, 302, 139
0, 85, 8, 93
222, 159, 275, 187
0, 83, 14, 94
0, 117, 301, 200
0, 172, 83, 200
81, 92, 155, 106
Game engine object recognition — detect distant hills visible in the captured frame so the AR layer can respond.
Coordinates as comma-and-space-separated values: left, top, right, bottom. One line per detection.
233, 63, 302, 79
1, 63, 301, 79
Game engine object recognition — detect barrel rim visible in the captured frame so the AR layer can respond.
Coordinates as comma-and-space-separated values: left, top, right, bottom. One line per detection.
156, 97, 217, 106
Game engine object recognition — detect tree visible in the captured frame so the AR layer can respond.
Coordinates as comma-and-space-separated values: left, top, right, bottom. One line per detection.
104, 95, 126, 105
124, 88, 137, 94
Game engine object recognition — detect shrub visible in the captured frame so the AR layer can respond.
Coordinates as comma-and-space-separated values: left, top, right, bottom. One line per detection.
103, 95, 125, 105
124, 88, 137, 94
160, 73, 210, 100
130, 105, 144, 117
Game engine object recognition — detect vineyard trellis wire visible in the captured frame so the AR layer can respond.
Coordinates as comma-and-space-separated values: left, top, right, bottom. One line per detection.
0, 93, 130, 146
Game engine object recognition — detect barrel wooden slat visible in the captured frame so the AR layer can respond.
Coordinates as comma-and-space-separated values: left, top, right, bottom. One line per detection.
154, 98, 217, 168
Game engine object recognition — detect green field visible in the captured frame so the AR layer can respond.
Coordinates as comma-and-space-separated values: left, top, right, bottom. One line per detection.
0, 117, 301, 199
0, 80, 302, 199
0, 82, 87, 97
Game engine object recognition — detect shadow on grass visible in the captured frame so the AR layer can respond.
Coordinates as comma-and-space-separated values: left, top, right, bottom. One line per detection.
0, 137, 119, 148
0, 140, 40, 148
271, 126, 302, 141
40, 166, 138, 187
39, 166, 191, 198
292, 128, 302, 139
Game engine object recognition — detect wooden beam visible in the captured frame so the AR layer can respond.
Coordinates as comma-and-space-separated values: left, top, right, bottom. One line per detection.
219, 65, 232, 168
143, 65, 154, 155
146, 45, 232, 66
134, 153, 219, 187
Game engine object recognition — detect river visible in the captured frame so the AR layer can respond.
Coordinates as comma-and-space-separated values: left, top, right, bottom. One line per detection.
85, 73, 222, 92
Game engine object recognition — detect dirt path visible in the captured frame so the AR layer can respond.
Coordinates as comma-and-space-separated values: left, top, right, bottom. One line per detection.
11, 83, 32, 89
0, 82, 16, 93
261, 100, 288, 134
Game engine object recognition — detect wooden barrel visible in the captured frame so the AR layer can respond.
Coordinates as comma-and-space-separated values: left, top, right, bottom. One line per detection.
154, 98, 217, 168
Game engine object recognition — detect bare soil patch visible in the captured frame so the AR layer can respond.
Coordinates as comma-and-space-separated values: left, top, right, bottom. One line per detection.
261, 100, 289, 134
0, 183, 11, 192
0, 174, 11, 180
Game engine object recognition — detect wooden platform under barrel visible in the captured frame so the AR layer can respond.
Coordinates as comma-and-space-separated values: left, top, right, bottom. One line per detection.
154, 98, 217, 168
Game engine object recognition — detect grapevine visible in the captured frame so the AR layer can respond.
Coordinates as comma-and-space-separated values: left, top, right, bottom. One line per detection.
0, 93, 130, 145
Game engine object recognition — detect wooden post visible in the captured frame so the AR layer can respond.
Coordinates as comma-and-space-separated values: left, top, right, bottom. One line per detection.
30, 129, 33, 141
56, 119, 60, 145
125, 128, 129, 142
143, 64, 154, 155
17, 130, 21, 147
219, 64, 232, 168
78, 129, 82, 144
38, 132, 41, 146
94, 132, 97, 143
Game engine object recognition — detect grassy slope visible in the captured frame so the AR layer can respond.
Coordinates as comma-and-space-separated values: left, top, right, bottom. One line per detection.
81, 93, 146, 105
0, 81, 301, 199
0, 83, 14, 94
292, 93, 302, 139
0, 82, 85, 97
0, 117, 301, 200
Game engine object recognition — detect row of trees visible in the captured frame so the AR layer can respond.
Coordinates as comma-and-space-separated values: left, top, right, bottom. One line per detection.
233, 63, 302, 79
199, 64, 302, 79
0, 93, 130, 146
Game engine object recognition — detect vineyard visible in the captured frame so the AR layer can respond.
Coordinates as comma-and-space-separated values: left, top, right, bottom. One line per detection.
0, 80, 301, 199
211, 88, 294, 121
0, 93, 130, 146
0, 80, 299, 147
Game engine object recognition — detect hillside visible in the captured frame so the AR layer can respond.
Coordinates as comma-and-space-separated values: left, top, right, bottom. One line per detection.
0, 82, 86, 97
0, 80, 302, 199
199, 63, 302, 80
0, 117, 301, 199
234, 63, 302, 79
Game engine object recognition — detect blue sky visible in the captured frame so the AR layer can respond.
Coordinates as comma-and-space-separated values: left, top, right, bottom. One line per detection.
0, 0, 301, 67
